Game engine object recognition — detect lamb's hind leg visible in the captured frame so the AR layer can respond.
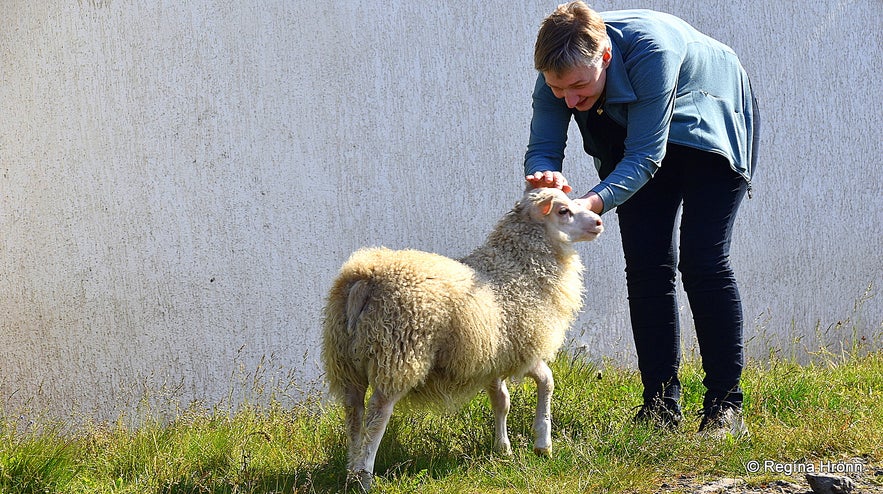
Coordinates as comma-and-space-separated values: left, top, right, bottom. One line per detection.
343, 384, 367, 471
487, 377, 512, 455
348, 389, 401, 491
527, 360, 554, 456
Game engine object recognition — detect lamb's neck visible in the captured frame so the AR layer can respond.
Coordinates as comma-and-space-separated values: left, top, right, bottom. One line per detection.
461, 222, 577, 286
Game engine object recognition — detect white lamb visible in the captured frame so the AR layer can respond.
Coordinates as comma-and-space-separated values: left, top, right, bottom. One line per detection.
321, 187, 603, 490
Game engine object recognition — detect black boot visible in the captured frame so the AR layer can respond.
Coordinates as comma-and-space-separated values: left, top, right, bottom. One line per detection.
633, 396, 683, 430
698, 401, 749, 439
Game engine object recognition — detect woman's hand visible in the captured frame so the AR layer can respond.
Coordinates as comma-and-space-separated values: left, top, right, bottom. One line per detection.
574, 192, 604, 214
525, 170, 572, 193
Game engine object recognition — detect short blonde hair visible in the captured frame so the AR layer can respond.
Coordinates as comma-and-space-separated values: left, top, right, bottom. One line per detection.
534, 1, 608, 75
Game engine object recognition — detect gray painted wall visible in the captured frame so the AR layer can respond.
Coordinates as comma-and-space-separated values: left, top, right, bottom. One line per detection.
2, 1, 880, 421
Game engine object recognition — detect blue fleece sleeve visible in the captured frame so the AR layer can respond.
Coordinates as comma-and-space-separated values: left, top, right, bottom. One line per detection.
524, 73, 571, 176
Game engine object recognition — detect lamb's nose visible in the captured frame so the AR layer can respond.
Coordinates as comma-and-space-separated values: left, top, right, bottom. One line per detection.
595, 217, 603, 227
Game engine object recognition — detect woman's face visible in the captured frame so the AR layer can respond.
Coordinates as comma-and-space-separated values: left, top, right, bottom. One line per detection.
543, 52, 610, 112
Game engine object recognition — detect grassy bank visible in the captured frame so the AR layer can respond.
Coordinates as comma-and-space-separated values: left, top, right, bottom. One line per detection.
2, 345, 881, 493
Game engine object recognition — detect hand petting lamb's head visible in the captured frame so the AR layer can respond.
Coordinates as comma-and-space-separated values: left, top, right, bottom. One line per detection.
523, 187, 604, 243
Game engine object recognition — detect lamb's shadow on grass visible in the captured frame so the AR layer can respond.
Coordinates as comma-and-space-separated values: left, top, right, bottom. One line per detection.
286, 419, 482, 493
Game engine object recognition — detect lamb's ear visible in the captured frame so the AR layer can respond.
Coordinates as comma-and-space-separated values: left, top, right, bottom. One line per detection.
538, 196, 555, 216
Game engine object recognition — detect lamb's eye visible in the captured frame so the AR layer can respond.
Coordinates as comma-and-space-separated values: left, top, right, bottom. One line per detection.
558, 207, 572, 217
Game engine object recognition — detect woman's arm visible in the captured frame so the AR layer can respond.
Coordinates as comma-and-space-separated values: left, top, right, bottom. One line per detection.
589, 48, 680, 214
524, 74, 572, 177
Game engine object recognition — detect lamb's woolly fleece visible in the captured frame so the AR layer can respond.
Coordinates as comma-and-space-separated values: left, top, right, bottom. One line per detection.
321, 189, 585, 408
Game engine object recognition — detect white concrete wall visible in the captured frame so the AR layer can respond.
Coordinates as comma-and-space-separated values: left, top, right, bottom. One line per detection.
1, 1, 880, 421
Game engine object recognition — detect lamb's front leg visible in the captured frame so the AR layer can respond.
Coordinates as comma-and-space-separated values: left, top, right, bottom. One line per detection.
486, 377, 512, 455
527, 360, 554, 456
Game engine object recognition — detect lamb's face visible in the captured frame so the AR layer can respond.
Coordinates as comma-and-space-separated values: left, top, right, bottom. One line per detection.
527, 188, 604, 243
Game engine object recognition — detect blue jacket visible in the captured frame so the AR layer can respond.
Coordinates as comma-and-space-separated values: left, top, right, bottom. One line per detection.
524, 10, 759, 214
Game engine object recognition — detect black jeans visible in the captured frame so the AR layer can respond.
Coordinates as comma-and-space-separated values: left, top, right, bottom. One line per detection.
616, 145, 748, 410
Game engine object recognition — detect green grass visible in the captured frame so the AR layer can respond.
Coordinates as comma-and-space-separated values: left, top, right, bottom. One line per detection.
2, 343, 882, 493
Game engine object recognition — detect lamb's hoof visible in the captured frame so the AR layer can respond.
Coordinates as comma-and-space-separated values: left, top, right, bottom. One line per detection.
347, 469, 374, 491
533, 445, 552, 457
494, 440, 513, 456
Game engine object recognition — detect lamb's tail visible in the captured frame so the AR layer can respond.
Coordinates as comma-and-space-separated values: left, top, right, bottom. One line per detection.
345, 280, 372, 334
